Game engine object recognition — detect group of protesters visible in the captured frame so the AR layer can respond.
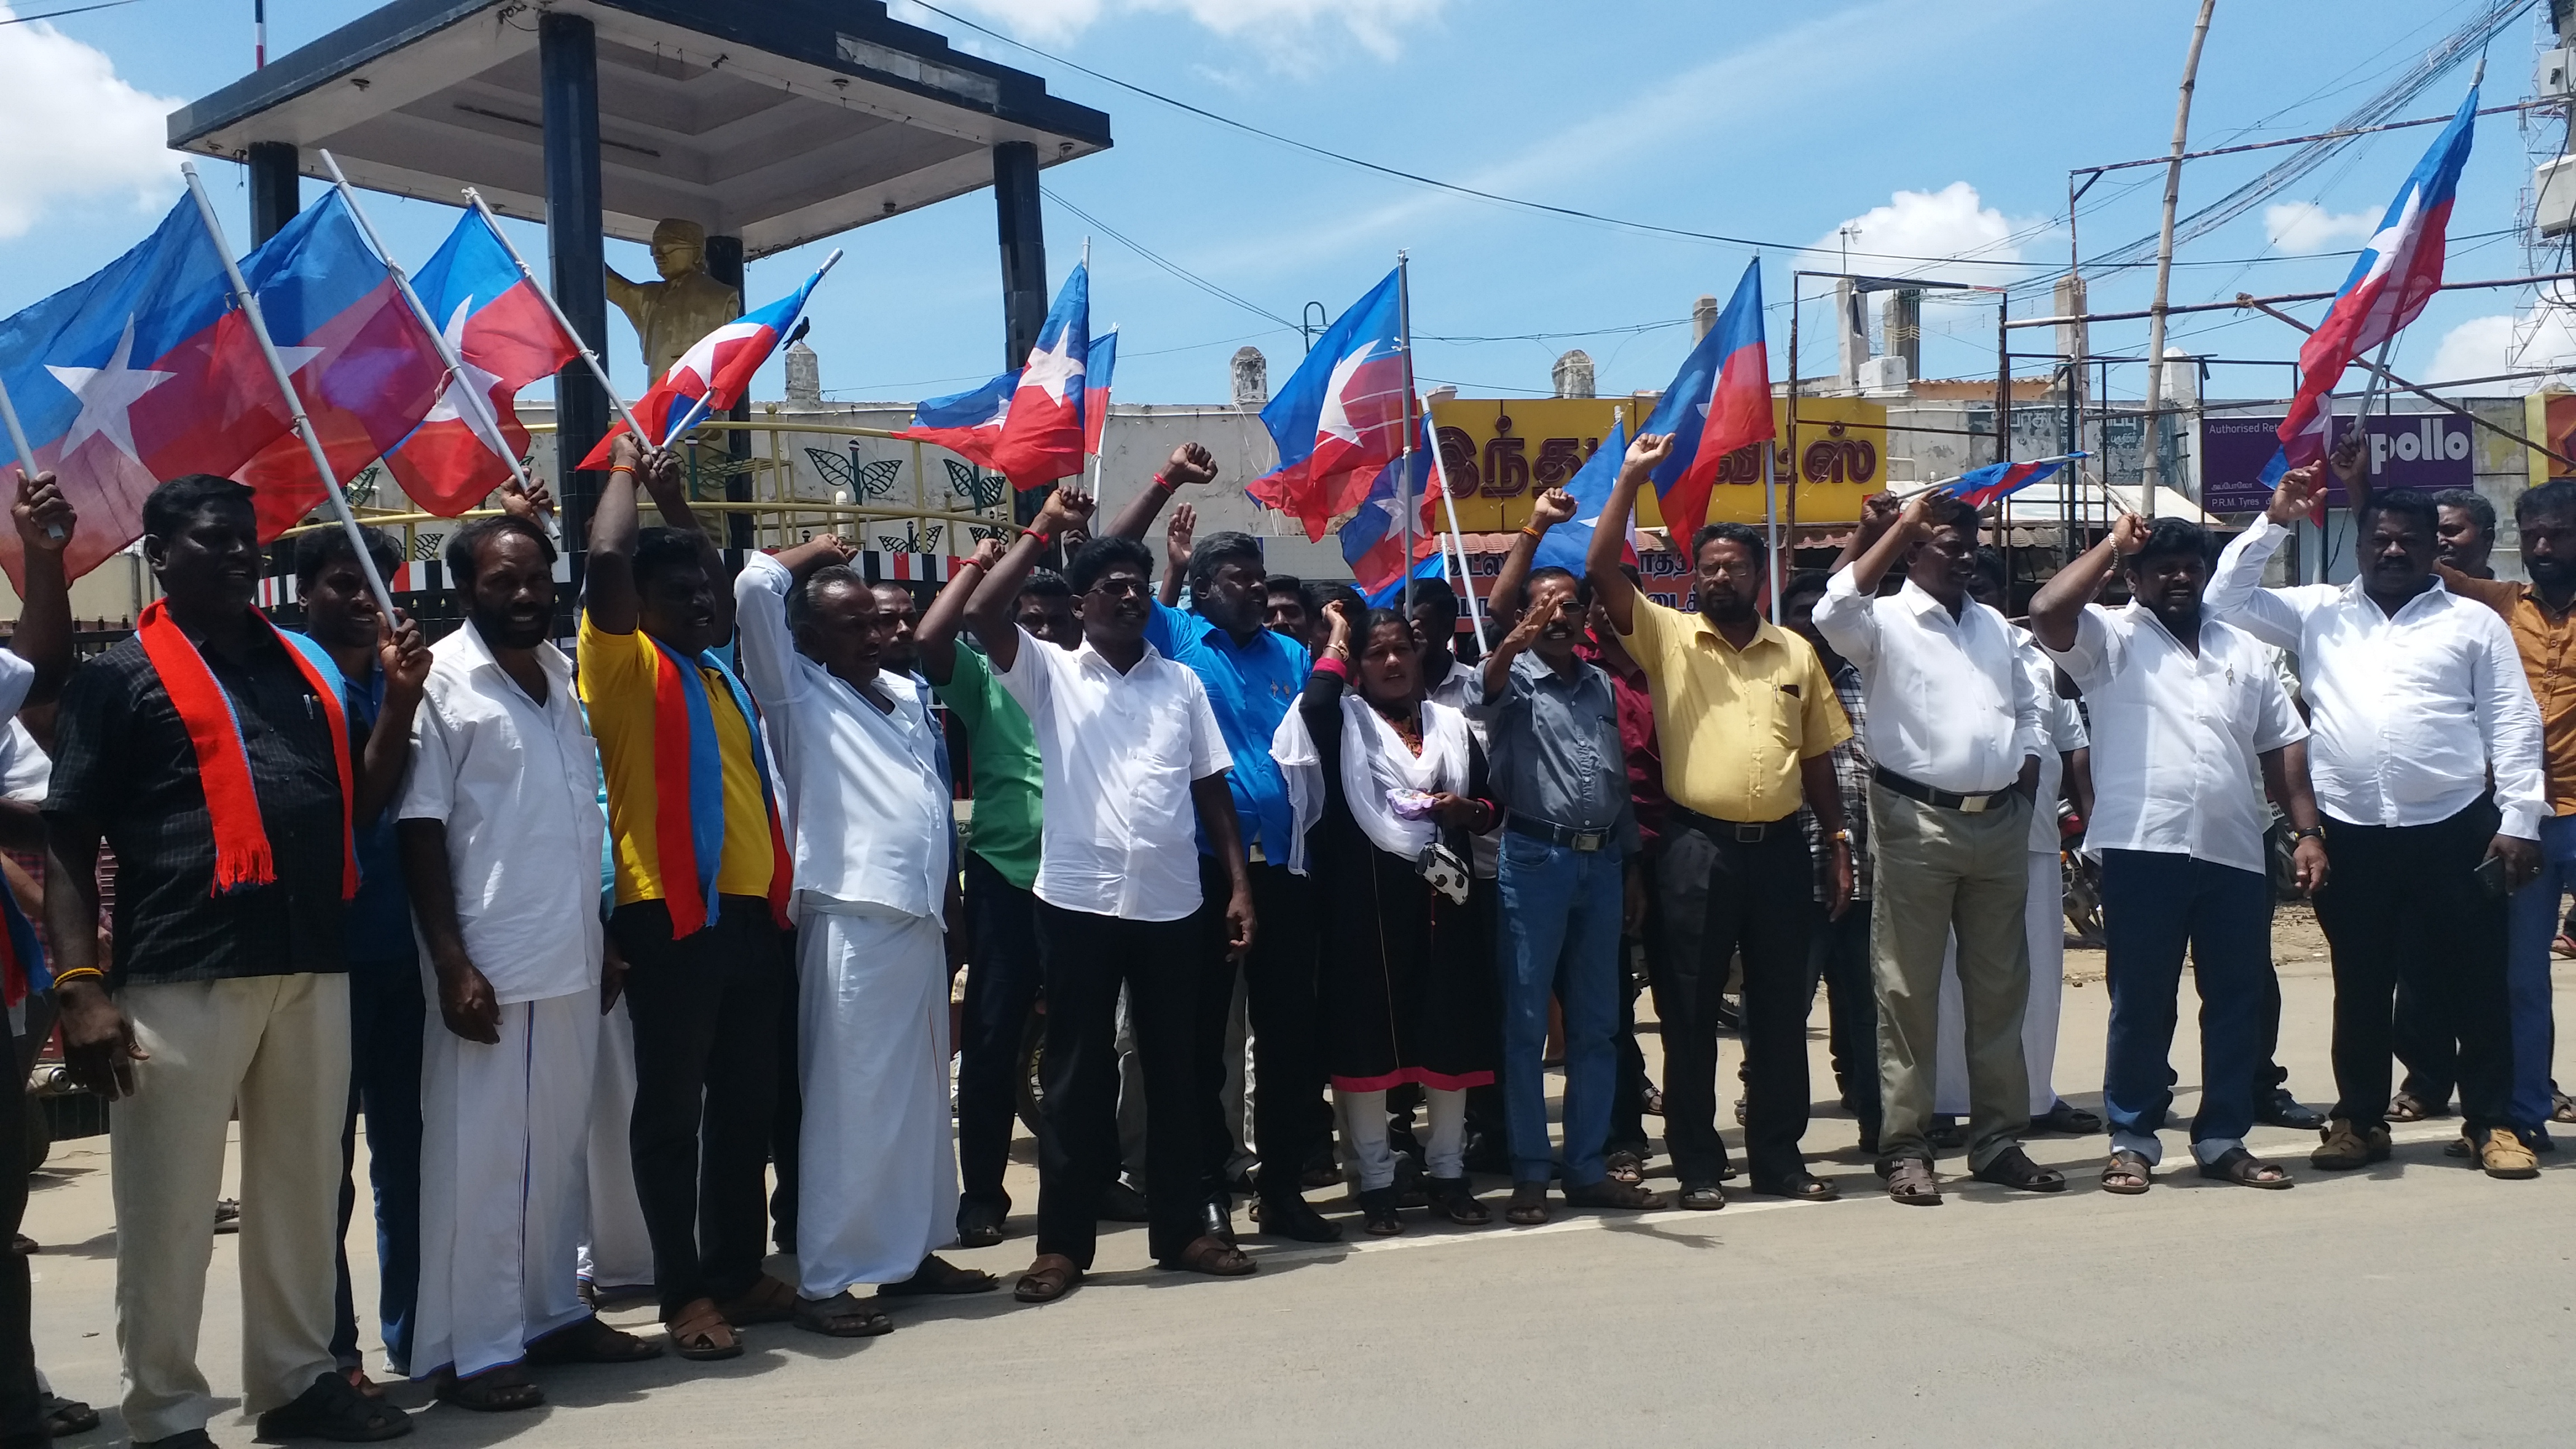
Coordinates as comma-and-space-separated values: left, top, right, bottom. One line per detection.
0, 415, 2557, 1447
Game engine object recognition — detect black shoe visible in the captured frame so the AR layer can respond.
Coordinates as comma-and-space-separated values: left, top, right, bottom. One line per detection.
2254, 1089, 2327, 1131
253, 1370, 413, 1442
1199, 1196, 1236, 1244
1713, 996, 1744, 1032
2030, 1101, 2103, 1135
955, 1199, 1007, 1249
1258, 1194, 1342, 1242
1356, 1185, 1405, 1236
1097, 1178, 1151, 1223
1462, 1129, 1511, 1176
1926, 1116, 1966, 1151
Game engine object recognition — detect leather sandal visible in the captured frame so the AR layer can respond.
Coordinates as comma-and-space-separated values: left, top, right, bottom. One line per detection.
1165, 1233, 1258, 1276
1358, 1185, 1407, 1235
2196, 1146, 2292, 1190
1881, 1157, 1942, 1206
1603, 1148, 1647, 1186
1676, 1184, 1726, 1211
715, 1273, 797, 1326
1746, 1172, 1839, 1203
793, 1290, 894, 1337
665, 1299, 742, 1361
2387, 1091, 2444, 1123
1504, 1181, 1550, 1225
252, 1369, 413, 1441
1427, 1176, 1490, 1225
1566, 1178, 1664, 1210
1971, 1145, 2067, 1193
2100, 1148, 2152, 1195
876, 1254, 998, 1297
526, 1314, 663, 1364
435, 1365, 544, 1413
1014, 1254, 1082, 1304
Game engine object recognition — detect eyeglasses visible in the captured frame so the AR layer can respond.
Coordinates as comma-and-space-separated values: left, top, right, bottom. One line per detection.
1086, 577, 1152, 599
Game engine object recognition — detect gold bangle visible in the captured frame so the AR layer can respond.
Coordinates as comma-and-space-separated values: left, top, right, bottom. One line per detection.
49, 967, 103, 987
609, 465, 636, 477
1519, 525, 1545, 540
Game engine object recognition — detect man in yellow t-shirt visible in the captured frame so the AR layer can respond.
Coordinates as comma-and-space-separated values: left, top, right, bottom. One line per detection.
579, 432, 791, 1362
1584, 432, 1854, 1211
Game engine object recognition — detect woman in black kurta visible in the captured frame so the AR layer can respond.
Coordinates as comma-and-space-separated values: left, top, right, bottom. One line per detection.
1289, 605, 1498, 1235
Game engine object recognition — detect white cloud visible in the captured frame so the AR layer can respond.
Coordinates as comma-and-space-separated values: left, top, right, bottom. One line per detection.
2426, 305, 2576, 393
1812, 182, 2036, 286
2264, 201, 2377, 254
0, 6, 183, 238
911, 0, 1446, 61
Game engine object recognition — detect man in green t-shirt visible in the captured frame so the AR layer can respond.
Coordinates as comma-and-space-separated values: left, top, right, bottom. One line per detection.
922, 561, 1082, 1248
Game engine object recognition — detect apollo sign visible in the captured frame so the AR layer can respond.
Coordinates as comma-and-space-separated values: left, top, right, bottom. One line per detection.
2201, 413, 2475, 512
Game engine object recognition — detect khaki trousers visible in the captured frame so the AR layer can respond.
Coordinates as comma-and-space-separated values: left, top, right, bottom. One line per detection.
112, 974, 349, 1442
1868, 784, 2032, 1172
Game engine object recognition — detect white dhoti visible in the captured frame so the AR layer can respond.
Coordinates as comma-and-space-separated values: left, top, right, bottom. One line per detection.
415, 991, 599, 1378
795, 908, 958, 1300
1934, 850, 2064, 1117
578, 995, 654, 1292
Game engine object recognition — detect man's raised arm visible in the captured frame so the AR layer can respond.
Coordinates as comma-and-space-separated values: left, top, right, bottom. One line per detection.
1584, 433, 1674, 637
918, 487, 1095, 674
1104, 442, 1218, 542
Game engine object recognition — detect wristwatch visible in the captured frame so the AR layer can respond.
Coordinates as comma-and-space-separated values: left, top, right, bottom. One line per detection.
2290, 825, 2325, 844
1829, 828, 1855, 846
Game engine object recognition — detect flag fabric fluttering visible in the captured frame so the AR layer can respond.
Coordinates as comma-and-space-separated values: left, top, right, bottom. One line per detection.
1634, 259, 1773, 541
1083, 325, 1117, 457
0, 197, 296, 585
381, 207, 583, 515
2264, 82, 2478, 487
989, 264, 1091, 490
1533, 420, 1636, 575
1337, 413, 1441, 602
899, 370, 1019, 471
1249, 269, 1411, 540
1938, 452, 2084, 510
577, 261, 834, 469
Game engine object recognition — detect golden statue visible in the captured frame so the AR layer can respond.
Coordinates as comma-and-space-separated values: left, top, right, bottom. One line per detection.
605, 219, 741, 383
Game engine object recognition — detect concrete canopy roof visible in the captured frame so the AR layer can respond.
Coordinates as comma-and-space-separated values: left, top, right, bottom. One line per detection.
168, 0, 1112, 258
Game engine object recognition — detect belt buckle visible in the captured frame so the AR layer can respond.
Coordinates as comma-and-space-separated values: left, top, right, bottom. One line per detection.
1958, 794, 1990, 815
1571, 830, 1604, 852
1732, 823, 1765, 843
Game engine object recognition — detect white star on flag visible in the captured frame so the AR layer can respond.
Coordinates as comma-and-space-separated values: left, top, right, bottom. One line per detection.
1314, 341, 1378, 447
45, 315, 174, 466
1020, 324, 1085, 406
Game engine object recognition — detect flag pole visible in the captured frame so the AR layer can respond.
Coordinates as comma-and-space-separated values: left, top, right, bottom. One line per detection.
0, 377, 65, 539
1086, 323, 1113, 501
320, 151, 539, 505
1396, 250, 1416, 621
1424, 407, 1489, 653
461, 187, 648, 443
181, 160, 398, 622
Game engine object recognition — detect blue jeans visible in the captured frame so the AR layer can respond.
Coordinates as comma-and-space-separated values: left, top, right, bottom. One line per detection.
332, 956, 423, 1375
2505, 813, 2575, 1134
2099, 851, 2269, 1166
1495, 832, 1625, 1188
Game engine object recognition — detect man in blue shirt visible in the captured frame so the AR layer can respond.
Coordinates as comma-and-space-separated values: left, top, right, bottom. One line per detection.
289, 524, 433, 1390
1109, 446, 1339, 1244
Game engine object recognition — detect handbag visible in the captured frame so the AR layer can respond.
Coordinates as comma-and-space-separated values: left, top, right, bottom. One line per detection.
1414, 840, 1471, 905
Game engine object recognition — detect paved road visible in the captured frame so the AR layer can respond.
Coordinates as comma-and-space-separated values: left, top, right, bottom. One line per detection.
26, 930, 2576, 1447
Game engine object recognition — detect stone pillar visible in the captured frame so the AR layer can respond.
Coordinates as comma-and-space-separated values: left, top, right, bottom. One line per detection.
1230, 347, 1268, 407
247, 141, 299, 245
1691, 294, 1718, 342
785, 340, 822, 405
1552, 349, 1595, 399
993, 141, 1046, 524
541, 12, 608, 558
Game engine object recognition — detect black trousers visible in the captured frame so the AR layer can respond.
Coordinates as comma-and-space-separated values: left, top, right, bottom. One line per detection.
958, 851, 1044, 1215
2392, 979, 2458, 1109
612, 896, 792, 1319
1034, 902, 1205, 1268
2312, 798, 2518, 1138
0, 1024, 39, 1449
1658, 817, 1816, 1187
1195, 857, 1329, 1205
1806, 897, 1880, 1135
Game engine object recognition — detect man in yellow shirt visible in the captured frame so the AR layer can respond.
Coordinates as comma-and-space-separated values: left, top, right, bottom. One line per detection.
1585, 432, 1854, 1208
581, 432, 796, 1361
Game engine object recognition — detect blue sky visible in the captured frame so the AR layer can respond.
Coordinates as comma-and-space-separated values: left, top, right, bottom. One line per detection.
1, 0, 2565, 413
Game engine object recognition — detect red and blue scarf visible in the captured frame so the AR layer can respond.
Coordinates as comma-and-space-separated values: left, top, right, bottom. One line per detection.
135, 599, 358, 898
0, 869, 47, 1009
647, 638, 792, 937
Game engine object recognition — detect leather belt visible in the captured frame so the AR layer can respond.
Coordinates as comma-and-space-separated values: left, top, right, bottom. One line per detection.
1872, 765, 2012, 815
1668, 806, 1789, 844
1505, 813, 1613, 853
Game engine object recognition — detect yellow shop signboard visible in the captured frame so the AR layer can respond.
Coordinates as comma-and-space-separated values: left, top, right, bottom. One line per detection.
1427, 395, 1888, 533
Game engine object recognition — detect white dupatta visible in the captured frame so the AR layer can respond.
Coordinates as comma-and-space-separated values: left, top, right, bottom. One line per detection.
1271, 686, 1470, 875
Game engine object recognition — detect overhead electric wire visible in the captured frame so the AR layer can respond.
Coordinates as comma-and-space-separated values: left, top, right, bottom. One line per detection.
1, 0, 144, 22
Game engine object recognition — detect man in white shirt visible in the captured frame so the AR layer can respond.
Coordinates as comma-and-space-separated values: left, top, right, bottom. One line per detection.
2205, 465, 2547, 1178
1814, 491, 2054, 1205
734, 535, 996, 1337
920, 486, 1257, 1305
399, 514, 661, 1411
1931, 549, 2096, 1139
2033, 513, 2327, 1191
